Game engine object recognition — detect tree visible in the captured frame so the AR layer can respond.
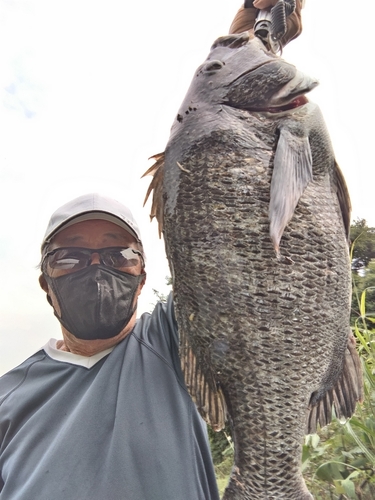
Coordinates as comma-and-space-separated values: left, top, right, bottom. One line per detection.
350, 219, 375, 266
351, 221, 375, 322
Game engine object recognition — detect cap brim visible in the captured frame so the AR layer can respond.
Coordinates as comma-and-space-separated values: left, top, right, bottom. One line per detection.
48, 212, 139, 242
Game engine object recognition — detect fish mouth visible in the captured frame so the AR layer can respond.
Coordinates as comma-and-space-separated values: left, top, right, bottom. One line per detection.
250, 95, 309, 113
226, 59, 318, 114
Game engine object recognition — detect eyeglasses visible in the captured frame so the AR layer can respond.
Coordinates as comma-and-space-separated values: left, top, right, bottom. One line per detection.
43, 247, 144, 273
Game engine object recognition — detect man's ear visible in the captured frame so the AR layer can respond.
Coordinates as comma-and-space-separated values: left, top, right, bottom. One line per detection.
136, 273, 146, 297
39, 274, 53, 306
39, 274, 48, 292
141, 272, 146, 287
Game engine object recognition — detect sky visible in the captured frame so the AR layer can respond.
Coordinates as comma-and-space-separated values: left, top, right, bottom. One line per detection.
0, 0, 374, 375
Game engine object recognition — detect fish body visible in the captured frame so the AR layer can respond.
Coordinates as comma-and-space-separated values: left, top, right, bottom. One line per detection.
144, 33, 363, 499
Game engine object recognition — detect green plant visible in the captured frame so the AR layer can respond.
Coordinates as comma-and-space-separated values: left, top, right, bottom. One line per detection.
208, 425, 234, 496
302, 279, 375, 499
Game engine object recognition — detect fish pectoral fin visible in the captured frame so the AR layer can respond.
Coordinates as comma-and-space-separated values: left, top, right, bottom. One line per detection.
180, 339, 227, 431
142, 152, 165, 237
306, 332, 364, 434
269, 127, 313, 255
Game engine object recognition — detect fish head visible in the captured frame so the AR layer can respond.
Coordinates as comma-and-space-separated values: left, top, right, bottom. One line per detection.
175, 33, 318, 121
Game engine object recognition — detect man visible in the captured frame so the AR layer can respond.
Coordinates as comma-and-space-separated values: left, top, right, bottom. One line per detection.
0, 193, 220, 500
230, 0, 304, 51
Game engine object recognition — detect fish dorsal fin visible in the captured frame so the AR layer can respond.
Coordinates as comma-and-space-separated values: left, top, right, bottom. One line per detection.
142, 152, 165, 237
269, 126, 313, 255
179, 328, 227, 431
334, 160, 352, 242
306, 332, 364, 434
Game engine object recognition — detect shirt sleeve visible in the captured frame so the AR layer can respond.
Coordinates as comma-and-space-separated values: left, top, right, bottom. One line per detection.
134, 293, 186, 387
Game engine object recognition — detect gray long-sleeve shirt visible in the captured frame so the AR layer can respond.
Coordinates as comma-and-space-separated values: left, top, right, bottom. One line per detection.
0, 297, 219, 500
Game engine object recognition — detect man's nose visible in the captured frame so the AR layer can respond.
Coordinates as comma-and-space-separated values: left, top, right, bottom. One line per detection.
90, 252, 101, 265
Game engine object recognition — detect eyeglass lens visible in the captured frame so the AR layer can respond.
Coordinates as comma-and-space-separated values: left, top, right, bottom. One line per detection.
45, 247, 142, 272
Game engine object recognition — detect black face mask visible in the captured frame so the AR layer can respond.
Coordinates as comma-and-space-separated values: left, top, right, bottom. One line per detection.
44, 265, 145, 340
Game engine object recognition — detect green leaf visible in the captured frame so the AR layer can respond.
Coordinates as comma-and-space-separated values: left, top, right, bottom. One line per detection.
341, 478, 357, 499
353, 324, 371, 355
363, 362, 375, 389
350, 417, 375, 438
311, 434, 320, 449
315, 462, 345, 482
347, 470, 361, 480
360, 289, 367, 317
352, 456, 369, 469
302, 444, 310, 464
333, 479, 345, 494
345, 421, 375, 464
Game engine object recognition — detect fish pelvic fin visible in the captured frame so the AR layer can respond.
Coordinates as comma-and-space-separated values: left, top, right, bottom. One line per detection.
180, 337, 227, 431
142, 152, 165, 237
335, 160, 352, 243
269, 126, 313, 254
306, 331, 364, 434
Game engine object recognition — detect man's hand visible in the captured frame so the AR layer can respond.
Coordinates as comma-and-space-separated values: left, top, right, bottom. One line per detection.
253, 0, 274, 10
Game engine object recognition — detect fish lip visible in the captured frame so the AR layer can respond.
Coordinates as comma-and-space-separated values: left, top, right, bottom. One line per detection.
226, 95, 310, 115
227, 59, 277, 86
249, 95, 310, 113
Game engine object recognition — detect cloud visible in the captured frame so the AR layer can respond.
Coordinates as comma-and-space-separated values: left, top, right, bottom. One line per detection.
3, 55, 43, 118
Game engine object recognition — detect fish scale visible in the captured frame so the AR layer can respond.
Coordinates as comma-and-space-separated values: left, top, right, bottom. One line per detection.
144, 33, 363, 499
165, 129, 346, 498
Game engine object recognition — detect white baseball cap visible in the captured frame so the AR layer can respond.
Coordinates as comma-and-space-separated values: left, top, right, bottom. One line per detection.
42, 193, 142, 250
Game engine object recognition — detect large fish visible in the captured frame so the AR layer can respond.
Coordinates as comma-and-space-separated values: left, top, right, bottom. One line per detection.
143, 33, 363, 499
